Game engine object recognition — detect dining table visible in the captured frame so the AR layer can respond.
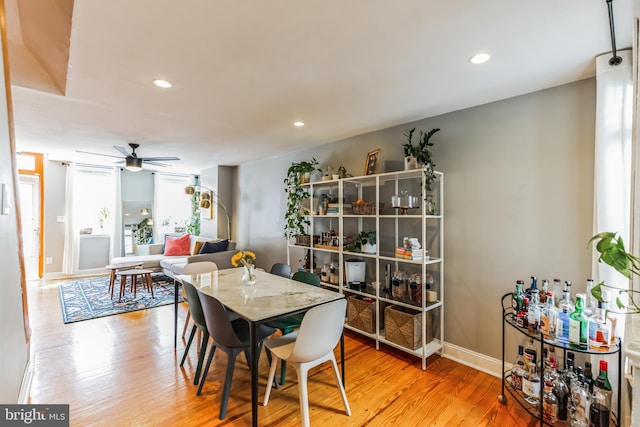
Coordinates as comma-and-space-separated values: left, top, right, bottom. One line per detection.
179, 267, 345, 427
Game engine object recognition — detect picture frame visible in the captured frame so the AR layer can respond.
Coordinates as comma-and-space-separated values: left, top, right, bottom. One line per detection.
365, 149, 381, 176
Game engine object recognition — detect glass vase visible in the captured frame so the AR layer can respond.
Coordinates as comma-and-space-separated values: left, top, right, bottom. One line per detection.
242, 264, 256, 286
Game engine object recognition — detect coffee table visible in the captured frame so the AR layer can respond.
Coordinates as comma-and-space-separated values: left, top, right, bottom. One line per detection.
115, 268, 154, 302
105, 261, 143, 299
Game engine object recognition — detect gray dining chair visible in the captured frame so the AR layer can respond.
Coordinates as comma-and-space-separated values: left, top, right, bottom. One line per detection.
270, 263, 291, 278
196, 290, 277, 420
179, 280, 210, 386
177, 261, 218, 342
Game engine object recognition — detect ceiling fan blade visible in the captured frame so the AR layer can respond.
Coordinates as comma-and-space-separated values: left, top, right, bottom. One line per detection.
143, 161, 170, 167
140, 156, 180, 161
114, 146, 131, 157
76, 150, 125, 159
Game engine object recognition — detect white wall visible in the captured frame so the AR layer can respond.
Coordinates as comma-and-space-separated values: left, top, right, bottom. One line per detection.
0, 4, 29, 401
237, 78, 596, 361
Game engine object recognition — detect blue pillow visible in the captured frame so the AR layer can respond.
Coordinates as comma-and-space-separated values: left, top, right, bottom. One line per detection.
199, 239, 229, 254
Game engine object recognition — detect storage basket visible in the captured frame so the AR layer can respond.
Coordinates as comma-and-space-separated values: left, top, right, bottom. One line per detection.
352, 202, 385, 215
347, 296, 378, 333
295, 234, 320, 246
384, 305, 432, 350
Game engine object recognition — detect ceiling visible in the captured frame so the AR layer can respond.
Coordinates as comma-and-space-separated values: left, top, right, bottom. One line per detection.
5, 0, 635, 174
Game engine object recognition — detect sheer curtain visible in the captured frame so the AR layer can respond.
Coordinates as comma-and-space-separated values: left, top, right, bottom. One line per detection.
592, 49, 633, 420
62, 163, 78, 275
112, 167, 123, 258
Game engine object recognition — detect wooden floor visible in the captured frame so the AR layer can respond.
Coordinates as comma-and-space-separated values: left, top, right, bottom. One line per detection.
26, 277, 536, 426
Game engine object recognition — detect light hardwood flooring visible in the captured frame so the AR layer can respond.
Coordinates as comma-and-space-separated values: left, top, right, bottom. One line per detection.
26, 277, 535, 426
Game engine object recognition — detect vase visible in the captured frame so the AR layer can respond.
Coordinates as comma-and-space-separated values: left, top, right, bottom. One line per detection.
404, 156, 418, 170
242, 264, 256, 286
362, 243, 377, 254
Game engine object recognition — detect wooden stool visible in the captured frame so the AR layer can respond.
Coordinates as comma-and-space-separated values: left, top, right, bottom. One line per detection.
116, 269, 154, 301
106, 262, 143, 299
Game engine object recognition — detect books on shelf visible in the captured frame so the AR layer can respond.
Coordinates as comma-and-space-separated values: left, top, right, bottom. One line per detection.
394, 247, 429, 260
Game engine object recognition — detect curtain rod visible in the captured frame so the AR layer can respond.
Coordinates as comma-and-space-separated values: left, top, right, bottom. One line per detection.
606, 0, 623, 66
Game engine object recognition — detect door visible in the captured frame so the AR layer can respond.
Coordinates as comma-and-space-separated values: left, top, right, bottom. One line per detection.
19, 175, 40, 279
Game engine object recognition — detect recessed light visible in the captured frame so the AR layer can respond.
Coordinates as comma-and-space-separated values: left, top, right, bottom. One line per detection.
153, 79, 172, 88
469, 52, 490, 64
294, 121, 304, 127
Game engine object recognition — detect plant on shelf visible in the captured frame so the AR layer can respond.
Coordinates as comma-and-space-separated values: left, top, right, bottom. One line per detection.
403, 127, 440, 192
355, 230, 377, 254
589, 231, 640, 313
283, 158, 321, 239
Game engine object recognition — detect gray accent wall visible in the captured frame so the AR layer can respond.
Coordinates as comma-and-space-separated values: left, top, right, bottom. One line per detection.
231, 78, 596, 361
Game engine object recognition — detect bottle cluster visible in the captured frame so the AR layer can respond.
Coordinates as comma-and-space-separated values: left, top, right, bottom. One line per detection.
511, 344, 613, 426
511, 276, 617, 350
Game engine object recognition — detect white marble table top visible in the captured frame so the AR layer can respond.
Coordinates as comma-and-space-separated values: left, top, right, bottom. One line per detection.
179, 268, 344, 322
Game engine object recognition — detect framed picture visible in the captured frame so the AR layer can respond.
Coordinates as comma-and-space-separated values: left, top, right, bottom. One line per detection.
365, 149, 381, 175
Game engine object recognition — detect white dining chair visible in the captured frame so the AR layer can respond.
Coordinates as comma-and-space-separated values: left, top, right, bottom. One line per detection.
263, 298, 350, 427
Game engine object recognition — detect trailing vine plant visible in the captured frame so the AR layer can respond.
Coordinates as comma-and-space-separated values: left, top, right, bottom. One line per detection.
283, 158, 320, 239
403, 127, 441, 192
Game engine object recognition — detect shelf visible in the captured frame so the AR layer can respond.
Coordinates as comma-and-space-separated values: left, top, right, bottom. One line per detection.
344, 324, 377, 339
313, 244, 339, 252
379, 254, 442, 264
378, 336, 443, 358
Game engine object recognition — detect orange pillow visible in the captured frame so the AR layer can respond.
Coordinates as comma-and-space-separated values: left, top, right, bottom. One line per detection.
192, 240, 207, 256
164, 234, 191, 256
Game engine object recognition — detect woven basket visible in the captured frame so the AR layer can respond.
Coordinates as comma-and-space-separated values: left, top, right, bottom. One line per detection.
294, 234, 320, 246
352, 202, 385, 215
384, 305, 432, 350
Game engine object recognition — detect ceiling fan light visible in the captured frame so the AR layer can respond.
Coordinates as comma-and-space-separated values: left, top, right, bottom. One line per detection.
125, 157, 142, 172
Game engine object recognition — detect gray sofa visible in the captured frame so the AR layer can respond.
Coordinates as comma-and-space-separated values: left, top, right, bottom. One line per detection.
109, 235, 237, 279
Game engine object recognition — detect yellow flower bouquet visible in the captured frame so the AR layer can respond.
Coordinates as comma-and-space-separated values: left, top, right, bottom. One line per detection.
232, 250, 257, 284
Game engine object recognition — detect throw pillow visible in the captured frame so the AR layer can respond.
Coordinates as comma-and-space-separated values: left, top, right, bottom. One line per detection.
199, 239, 229, 254
192, 240, 208, 256
164, 234, 191, 256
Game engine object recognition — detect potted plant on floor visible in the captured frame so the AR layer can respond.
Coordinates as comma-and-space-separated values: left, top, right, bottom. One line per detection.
284, 158, 321, 240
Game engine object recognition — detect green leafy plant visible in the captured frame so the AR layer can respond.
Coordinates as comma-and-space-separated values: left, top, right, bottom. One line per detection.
186, 190, 201, 235
403, 127, 440, 191
283, 158, 320, 239
98, 207, 109, 228
589, 231, 640, 313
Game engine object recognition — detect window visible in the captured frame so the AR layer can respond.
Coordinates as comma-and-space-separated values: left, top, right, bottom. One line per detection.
154, 174, 192, 241
73, 166, 117, 233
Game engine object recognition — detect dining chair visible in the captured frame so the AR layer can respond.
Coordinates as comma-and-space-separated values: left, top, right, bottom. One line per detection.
267, 270, 321, 384
270, 263, 291, 278
196, 290, 277, 420
177, 262, 218, 347
263, 298, 350, 427
179, 280, 210, 386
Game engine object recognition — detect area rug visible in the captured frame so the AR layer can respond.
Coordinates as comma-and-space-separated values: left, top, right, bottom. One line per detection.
58, 274, 183, 323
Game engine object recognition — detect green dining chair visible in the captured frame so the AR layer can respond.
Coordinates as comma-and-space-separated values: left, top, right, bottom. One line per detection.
266, 270, 321, 384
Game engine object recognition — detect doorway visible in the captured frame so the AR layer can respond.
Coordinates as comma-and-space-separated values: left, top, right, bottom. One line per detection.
19, 174, 41, 279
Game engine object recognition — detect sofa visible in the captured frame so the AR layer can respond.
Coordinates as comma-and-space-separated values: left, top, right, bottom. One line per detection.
109, 235, 238, 279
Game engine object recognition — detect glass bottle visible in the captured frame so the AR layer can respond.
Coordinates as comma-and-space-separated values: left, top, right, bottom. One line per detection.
517, 297, 530, 328
541, 292, 558, 341
543, 383, 558, 423
512, 280, 525, 320
553, 366, 570, 421
540, 279, 549, 305
584, 278, 597, 317
570, 374, 590, 426
511, 345, 526, 391
556, 306, 571, 344
553, 278, 563, 306
590, 382, 611, 427
528, 289, 541, 334
558, 287, 575, 314
569, 293, 588, 349
593, 360, 613, 414
524, 338, 537, 373
522, 365, 541, 405
526, 275, 538, 299
544, 346, 557, 372
588, 301, 611, 350
584, 361, 594, 394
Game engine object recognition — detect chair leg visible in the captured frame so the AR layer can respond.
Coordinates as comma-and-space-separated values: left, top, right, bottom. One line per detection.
180, 325, 197, 366
219, 350, 240, 420
181, 312, 191, 338
329, 354, 351, 416
193, 331, 209, 385
280, 360, 287, 385
196, 345, 217, 396
295, 364, 311, 427
263, 353, 280, 406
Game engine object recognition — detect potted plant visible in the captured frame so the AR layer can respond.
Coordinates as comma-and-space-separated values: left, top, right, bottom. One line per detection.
403, 127, 440, 192
283, 158, 321, 239
356, 230, 377, 254
98, 207, 109, 230
589, 231, 640, 313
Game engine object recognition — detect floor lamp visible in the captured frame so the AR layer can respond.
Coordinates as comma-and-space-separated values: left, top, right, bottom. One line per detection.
184, 184, 231, 240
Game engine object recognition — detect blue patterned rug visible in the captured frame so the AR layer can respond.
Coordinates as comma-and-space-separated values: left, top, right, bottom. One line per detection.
58, 274, 183, 323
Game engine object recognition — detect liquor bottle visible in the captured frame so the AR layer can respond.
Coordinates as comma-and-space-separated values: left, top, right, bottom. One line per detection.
558, 287, 575, 314
590, 382, 611, 427
564, 353, 577, 391
570, 374, 590, 426
541, 292, 558, 340
540, 279, 549, 304
569, 293, 588, 349
522, 365, 541, 405
517, 297, 530, 328
553, 366, 570, 421
553, 278, 563, 305
524, 338, 537, 373
588, 301, 612, 350
593, 360, 613, 412
556, 306, 571, 343
544, 346, 557, 372
526, 275, 538, 299
543, 355, 558, 387
512, 280, 525, 320
584, 278, 597, 317
603, 291, 618, 345
584, 361, 595, 394
564, 280, 575, 305
511, 345, 526, 391
528, 289, 541, 334
543, 382, 558, 422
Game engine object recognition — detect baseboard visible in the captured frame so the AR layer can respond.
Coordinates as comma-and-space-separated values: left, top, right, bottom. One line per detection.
18, 350, 33, 404
443, 341, 504, 378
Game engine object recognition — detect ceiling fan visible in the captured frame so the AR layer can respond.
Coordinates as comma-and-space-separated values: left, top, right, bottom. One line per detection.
76, 143, 180, 171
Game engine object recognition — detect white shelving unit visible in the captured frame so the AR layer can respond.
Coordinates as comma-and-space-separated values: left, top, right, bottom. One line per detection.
286, 169, 444, 369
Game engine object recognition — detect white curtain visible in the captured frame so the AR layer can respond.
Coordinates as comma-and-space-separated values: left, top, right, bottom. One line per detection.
592, 49, 633, 420
112, 167, 123, 258
62, 163, 78, 275
153, 172, 160, 243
